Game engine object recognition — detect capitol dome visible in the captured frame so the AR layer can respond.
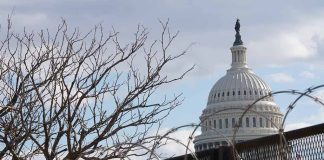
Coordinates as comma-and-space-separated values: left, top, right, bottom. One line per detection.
194, 20, 283, 152
207, 60, 272, 105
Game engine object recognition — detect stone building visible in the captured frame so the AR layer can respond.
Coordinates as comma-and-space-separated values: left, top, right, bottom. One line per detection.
193, 20, 283, 152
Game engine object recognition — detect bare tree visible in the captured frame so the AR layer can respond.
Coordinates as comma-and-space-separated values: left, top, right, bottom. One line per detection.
0, 17, 193, 159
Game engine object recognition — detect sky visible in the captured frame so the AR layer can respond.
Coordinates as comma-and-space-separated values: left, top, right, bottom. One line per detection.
1, 0, 324, 157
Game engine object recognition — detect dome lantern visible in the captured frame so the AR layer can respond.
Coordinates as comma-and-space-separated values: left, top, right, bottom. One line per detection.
230, 19, 248, 70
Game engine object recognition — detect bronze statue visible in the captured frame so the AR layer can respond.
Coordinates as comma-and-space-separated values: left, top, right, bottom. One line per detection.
235, 19, 240, 33
233, 19, 243, 46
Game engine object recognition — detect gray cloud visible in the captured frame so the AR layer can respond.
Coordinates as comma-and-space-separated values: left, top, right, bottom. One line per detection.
1, 0, 324, 78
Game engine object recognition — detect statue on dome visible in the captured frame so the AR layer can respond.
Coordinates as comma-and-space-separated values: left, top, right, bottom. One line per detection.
233, 18, 243, 46
235, 19, 240, 33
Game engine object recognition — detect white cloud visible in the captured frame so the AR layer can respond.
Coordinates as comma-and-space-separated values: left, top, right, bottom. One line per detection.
268, 73, 295, 83
125, 128, 200, 159
299, 71, 315, 79
305, 108, 324, 123
266, 64, 284, 68
285, 122, 312, 131
250, 32, 315, 60
314, 90, 324, 100
248, 14, 324, 67
156, 128, 200, 158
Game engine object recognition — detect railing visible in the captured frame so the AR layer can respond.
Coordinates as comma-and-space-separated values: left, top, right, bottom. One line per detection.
165, 122, 324, 160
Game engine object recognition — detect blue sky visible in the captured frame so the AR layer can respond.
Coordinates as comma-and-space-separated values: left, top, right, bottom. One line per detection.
1, 0, 324, 155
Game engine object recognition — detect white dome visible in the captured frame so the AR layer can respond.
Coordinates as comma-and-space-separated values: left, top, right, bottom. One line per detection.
207, 69, 272, 105
194, 27, 283, 152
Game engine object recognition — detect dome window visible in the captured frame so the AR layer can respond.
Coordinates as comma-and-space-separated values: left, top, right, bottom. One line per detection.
232, 91, 235, 96
255, 90, 258, 95
253, 117, 256, 127
266, 119, 269, 128
238, 91, 241, 95
249, 90, 252, 95
217, 93, 220, 97
244, 90, 246, 95
274, 117, 277, 126
225, 118, 229, 128
259, 118, 263, 127
232, 118, 235, 128
205, 121, 208, 131
221, 141, 227, 146
219, 119, 223, 129
246, 117, 249, 127
222, 92, 224, 97
227, 92, 229, 96
208, 143, 213, 149
260, 91, 263, 95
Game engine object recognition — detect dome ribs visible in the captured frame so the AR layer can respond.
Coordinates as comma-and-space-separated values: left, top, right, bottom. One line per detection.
207, 71, 272, 104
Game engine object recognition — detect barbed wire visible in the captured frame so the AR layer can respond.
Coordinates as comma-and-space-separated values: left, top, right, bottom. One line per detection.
159, 84, 324, 159
110, 84, 324, 159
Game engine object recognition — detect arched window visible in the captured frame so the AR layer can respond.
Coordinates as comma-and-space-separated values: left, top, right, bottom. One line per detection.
232, 118, 235, 128
238, 91, 241, 95
273, 117, 277, 125
246, 117, 249, 127
225, 118, 228, 128
249, 90, 252, 95
222, 92, 224, 97
219, 119, 223, 129
208, 143, 213, 149
234, 53, 237, 62
253, 117, 256, 127
205, 121, 208, 131
244, 90, 246, 95
259, 117, 263, 127
232, 91, 235, 96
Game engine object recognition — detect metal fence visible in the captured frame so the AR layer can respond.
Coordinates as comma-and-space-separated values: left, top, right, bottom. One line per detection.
166, 122, 324, 160
235, 122, 324, 160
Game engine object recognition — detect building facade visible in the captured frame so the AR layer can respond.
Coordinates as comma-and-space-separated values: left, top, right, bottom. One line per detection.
193, 20, 283, 152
